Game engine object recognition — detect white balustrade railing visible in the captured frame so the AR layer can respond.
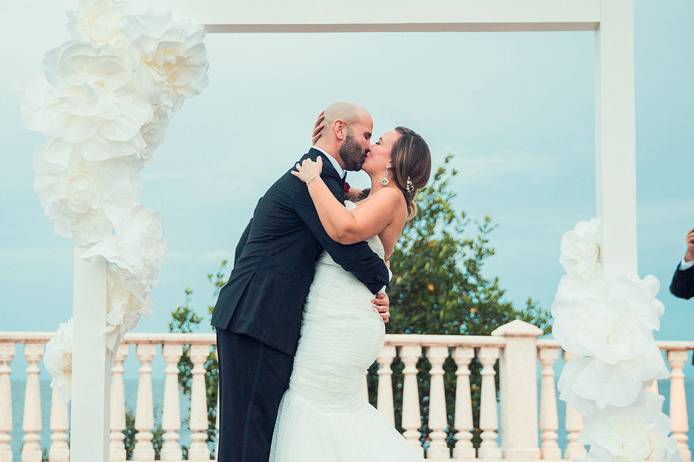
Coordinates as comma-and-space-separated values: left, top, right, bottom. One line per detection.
0, 324, 691, 462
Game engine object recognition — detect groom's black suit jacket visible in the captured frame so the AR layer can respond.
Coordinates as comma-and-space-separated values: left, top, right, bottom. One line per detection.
670, 262, 694, 299
211, 148, 390, 356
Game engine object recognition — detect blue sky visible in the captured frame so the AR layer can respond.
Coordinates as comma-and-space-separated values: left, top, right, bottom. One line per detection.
1, 0, 692, 348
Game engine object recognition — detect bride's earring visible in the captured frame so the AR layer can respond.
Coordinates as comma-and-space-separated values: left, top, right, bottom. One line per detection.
380, 166, 390, 186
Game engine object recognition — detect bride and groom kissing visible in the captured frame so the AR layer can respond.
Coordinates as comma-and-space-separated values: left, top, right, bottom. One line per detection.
211, 101, 432, 461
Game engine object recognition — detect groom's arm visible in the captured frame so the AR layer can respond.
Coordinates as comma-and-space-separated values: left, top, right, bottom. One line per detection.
293, 175, 389, 294
669, 262, 694, 299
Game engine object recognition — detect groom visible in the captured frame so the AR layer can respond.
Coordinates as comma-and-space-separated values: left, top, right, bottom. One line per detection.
211, 102, 392, 461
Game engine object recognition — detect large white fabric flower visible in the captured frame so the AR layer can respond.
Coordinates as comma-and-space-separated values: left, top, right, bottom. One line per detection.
44, 318, 74, 403
122, 11, 209, 105
581, 391, 682, 462
33, 139, 143, 245
81, 205, 165, 287
552, 274, 665, 363
21, 41, 152, 158
103, 266, 153, 351
139, 105, 170, 160
559, 218, 601, 280
67, 0, 127, 47
558, 346, 669, 415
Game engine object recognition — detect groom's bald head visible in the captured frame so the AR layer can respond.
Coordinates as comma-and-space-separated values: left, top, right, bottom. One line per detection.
316, 101, 373, 172
323, 102, 371, 127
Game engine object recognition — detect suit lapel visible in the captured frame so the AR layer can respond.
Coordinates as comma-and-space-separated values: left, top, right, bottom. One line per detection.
308, 148, 342, 184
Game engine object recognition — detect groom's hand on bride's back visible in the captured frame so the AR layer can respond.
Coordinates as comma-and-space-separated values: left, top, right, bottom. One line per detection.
371, 292, 390, 324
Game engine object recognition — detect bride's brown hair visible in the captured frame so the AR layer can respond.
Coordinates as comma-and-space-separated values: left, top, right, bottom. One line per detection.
390, 127, 431, 221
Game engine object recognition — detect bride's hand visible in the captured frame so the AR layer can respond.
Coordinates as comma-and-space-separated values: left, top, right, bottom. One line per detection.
311, 111, 326, 145
292, 157, 323, 184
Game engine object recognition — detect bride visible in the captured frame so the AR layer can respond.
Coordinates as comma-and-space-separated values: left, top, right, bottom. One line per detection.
269, 114, 431, 461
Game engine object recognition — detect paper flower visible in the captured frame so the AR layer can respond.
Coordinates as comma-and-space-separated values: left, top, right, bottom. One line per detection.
558, 345, 669, 415
44, 318, 74, 403
559, 218, 601, 280
123, 11, 209, 105
103, 266, 153, 351
581, 391, 681, 462
33, 139, 143, 245
67, 0, 127, 47
21, 41, 152, 158
81, 205, 165, 287
139, 105, 170, 159
552, 274, 665, 363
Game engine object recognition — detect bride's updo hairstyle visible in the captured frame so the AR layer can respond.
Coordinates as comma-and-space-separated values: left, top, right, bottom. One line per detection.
391, 127, 431, 221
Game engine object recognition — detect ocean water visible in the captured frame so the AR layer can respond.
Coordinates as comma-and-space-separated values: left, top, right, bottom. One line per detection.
7, 378, 694, 460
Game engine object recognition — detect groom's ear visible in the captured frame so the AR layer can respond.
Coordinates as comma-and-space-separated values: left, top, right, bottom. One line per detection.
334, 119, 347, 141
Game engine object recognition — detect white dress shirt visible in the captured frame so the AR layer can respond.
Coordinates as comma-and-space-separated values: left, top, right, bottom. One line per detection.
680, 256, 694, 271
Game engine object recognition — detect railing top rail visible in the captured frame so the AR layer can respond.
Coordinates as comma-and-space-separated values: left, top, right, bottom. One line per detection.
538, 338, 694, 351
0, 331, 506, 347
0, 332, 691, 351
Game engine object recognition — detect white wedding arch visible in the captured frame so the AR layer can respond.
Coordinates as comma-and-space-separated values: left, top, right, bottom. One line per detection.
21, 0, 681, 461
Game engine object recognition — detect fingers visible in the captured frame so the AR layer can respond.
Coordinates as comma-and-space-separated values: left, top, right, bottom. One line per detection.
314, 111, 325, 128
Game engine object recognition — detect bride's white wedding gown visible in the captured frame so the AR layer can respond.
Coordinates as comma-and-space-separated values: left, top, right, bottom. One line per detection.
269, 201, 423, 462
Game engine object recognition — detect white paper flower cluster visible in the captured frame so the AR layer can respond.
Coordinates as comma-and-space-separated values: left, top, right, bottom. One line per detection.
21, 0, 209, 400
551, 219, 681, 462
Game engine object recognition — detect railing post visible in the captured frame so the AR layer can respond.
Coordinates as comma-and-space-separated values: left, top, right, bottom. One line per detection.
376, 345, 396, 424
161, 344, 183, 461
0, 342, 15, 461
189, 344, 211, 462
492, 319, 542, 460
110, 344, 128, 462
426, 345, 451, 459
134, 343, 156, 462
48, 385, 70, 462
538, 346, 561, 461
22, 343, 43, 462
563, 352, 585, 461
668, 349, 691, 462
453, 346, 475, 460
478, 346, 501, 459
401, 344, 423, 456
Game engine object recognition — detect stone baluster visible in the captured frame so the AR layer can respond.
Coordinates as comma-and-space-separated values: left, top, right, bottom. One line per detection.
427, 345, 450, 459
563, 352, 586, 460
401, 344, 423, 455
539, 347, 561, 460
376, 346, 396, 424
22, 343, 43, 462
161, 344, 183, 461
0, 343, 15, 461
453, 347, 475, 460
133, 344, 156, 462
48, 384, 69, 462
668, 349, 691, 462
478, 346, 501, 459
189, 344, 210, 461
110, 344, 128, 462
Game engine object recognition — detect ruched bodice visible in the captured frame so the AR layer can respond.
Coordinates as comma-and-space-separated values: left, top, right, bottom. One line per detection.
269, 200, 422, 462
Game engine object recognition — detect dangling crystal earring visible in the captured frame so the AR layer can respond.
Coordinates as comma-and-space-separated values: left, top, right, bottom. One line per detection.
380, 166, 390, 186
